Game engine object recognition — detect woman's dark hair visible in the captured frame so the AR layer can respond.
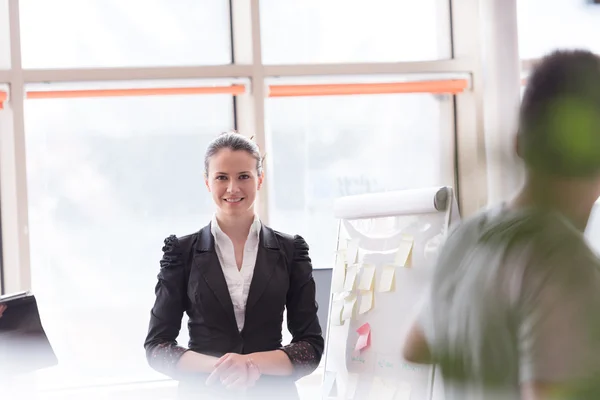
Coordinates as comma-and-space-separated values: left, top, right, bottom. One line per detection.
518, 49, 600, 176
204, 131, 263, 175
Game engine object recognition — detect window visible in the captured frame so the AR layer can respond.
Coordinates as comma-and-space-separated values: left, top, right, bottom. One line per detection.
266, 92, 454, 268
517, 0, 600, 59
259, 0, 451, 64
0, 0, 9, 69
1, 0, 468, 392
19, 0, 232, 68
24, 91, 234, 387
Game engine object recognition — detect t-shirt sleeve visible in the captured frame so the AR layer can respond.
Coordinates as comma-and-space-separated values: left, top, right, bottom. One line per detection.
417, 294, 435, 346
518, 242, 600, 387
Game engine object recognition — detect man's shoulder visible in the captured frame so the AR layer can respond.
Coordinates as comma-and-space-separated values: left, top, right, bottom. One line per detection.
439, 205, 593, 277
450, 204, 579, 246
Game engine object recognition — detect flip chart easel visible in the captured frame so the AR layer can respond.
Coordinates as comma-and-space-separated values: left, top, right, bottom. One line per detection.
321, 186, 460, 400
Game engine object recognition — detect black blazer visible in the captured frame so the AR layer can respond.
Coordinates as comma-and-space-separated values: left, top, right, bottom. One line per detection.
144, 222, 324, 399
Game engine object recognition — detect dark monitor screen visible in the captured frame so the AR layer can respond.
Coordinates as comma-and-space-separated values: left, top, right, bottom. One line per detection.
313, 268, 332, 339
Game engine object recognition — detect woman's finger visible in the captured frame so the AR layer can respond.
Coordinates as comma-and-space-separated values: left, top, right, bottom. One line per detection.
226, 373, 249, 390
213, 353, 230, 368
206, 357, 233, 385
221, 364, 246, 386
222, 372, 240, 387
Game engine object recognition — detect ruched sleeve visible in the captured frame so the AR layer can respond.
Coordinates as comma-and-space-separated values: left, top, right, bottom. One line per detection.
144, 235, 189, 378
280, 235, 324, 377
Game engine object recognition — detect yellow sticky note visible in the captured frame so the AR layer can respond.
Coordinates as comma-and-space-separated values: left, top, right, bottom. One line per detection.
368, 377, 396, 400
358, 264, 376, 290
331, 255, 347, 293
343, 265, 358, 292
378, 265, 396, 292
346, 239, 360, 264
394, 237, 414, 267
358, 290, 373, 315
342, 296, 357, 321
331, 300, 345, 326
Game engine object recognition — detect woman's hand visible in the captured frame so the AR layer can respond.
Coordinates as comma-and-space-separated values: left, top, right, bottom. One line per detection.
0, 304, 6, 318
206, 353, 261, 390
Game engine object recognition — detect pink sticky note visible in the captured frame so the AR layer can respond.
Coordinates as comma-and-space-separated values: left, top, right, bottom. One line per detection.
355, 323, 371, 352
357, 322, 370, 336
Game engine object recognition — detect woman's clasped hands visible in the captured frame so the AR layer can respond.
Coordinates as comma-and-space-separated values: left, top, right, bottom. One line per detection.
206, 353, 261, 390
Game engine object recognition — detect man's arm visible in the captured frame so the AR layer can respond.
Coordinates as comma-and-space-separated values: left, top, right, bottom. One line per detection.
402, 321, 433, 364
521, 383, 564, 400
517, 240, 600, 400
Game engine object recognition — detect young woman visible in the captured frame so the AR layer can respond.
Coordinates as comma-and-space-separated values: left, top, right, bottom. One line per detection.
144, 132, 324, 399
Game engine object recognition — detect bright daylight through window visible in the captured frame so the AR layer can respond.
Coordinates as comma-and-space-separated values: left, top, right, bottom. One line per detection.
25, 93, 234, 387
0, 0, 9, 69
266, 92, 453, 268
260, 0, 451, 64
18, 0, 231, 68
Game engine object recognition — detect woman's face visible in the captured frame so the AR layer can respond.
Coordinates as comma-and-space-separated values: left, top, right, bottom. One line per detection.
205, 149, 263, 218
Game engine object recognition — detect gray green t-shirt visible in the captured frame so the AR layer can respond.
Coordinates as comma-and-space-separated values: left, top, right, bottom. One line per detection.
420, 206, 600, 399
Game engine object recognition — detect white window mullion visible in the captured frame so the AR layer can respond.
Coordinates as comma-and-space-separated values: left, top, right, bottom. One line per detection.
230, 0, 269, 224
479, 0, 523, 206
1, 0, 31, 293
450, 0, 488, 216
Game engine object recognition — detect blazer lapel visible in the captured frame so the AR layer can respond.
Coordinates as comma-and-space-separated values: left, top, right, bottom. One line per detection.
245, 225, 281, 316
194, 224, 238, 330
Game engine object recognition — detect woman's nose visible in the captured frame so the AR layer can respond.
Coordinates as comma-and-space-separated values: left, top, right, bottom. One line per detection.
227, 180, 239, 193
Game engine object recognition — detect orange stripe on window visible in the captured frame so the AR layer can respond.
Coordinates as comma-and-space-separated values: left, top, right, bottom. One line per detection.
25, 85, 246, 99
267, 80, 468, 97
0, 91, 6, 109
4, 81, 469, 105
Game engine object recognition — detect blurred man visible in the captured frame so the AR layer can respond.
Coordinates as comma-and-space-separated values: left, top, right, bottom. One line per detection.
403, 50, 600, 400
0, 304, 6, 318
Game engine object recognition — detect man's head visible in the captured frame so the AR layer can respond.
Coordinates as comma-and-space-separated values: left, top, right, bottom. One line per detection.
518, 50, 600, 178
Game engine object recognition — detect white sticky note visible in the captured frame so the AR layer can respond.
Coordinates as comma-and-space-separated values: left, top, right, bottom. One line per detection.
342, 296, 357, 321
394, 237, 414, 267
358, 290, 374, 315
343, 372, 359, 399
346, 238, 360, 264
378, 265, 396, 292
344, 265, 358, 292
358, 264, 376, 291
395, 383, 412, 400
331, 300, 345, 326
322, 371, 336, 398
368, 377, 396, 400
332, 255, 347, 293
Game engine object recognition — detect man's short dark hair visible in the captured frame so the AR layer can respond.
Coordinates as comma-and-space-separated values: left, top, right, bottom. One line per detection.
518, 49, 600, 177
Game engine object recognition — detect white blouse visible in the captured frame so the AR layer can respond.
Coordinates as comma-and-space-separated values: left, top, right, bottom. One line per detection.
210, 214, 261, 332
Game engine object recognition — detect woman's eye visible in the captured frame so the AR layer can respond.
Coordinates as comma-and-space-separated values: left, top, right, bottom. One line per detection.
239, 174, 250, 180
216, 176, 227, 181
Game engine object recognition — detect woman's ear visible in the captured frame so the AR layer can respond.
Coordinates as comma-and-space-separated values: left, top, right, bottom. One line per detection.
257, 171, 265, 190
204, 173, 211, 192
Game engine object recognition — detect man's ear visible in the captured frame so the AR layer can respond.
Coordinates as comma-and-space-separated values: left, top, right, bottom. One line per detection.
515, 132, 523, 159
